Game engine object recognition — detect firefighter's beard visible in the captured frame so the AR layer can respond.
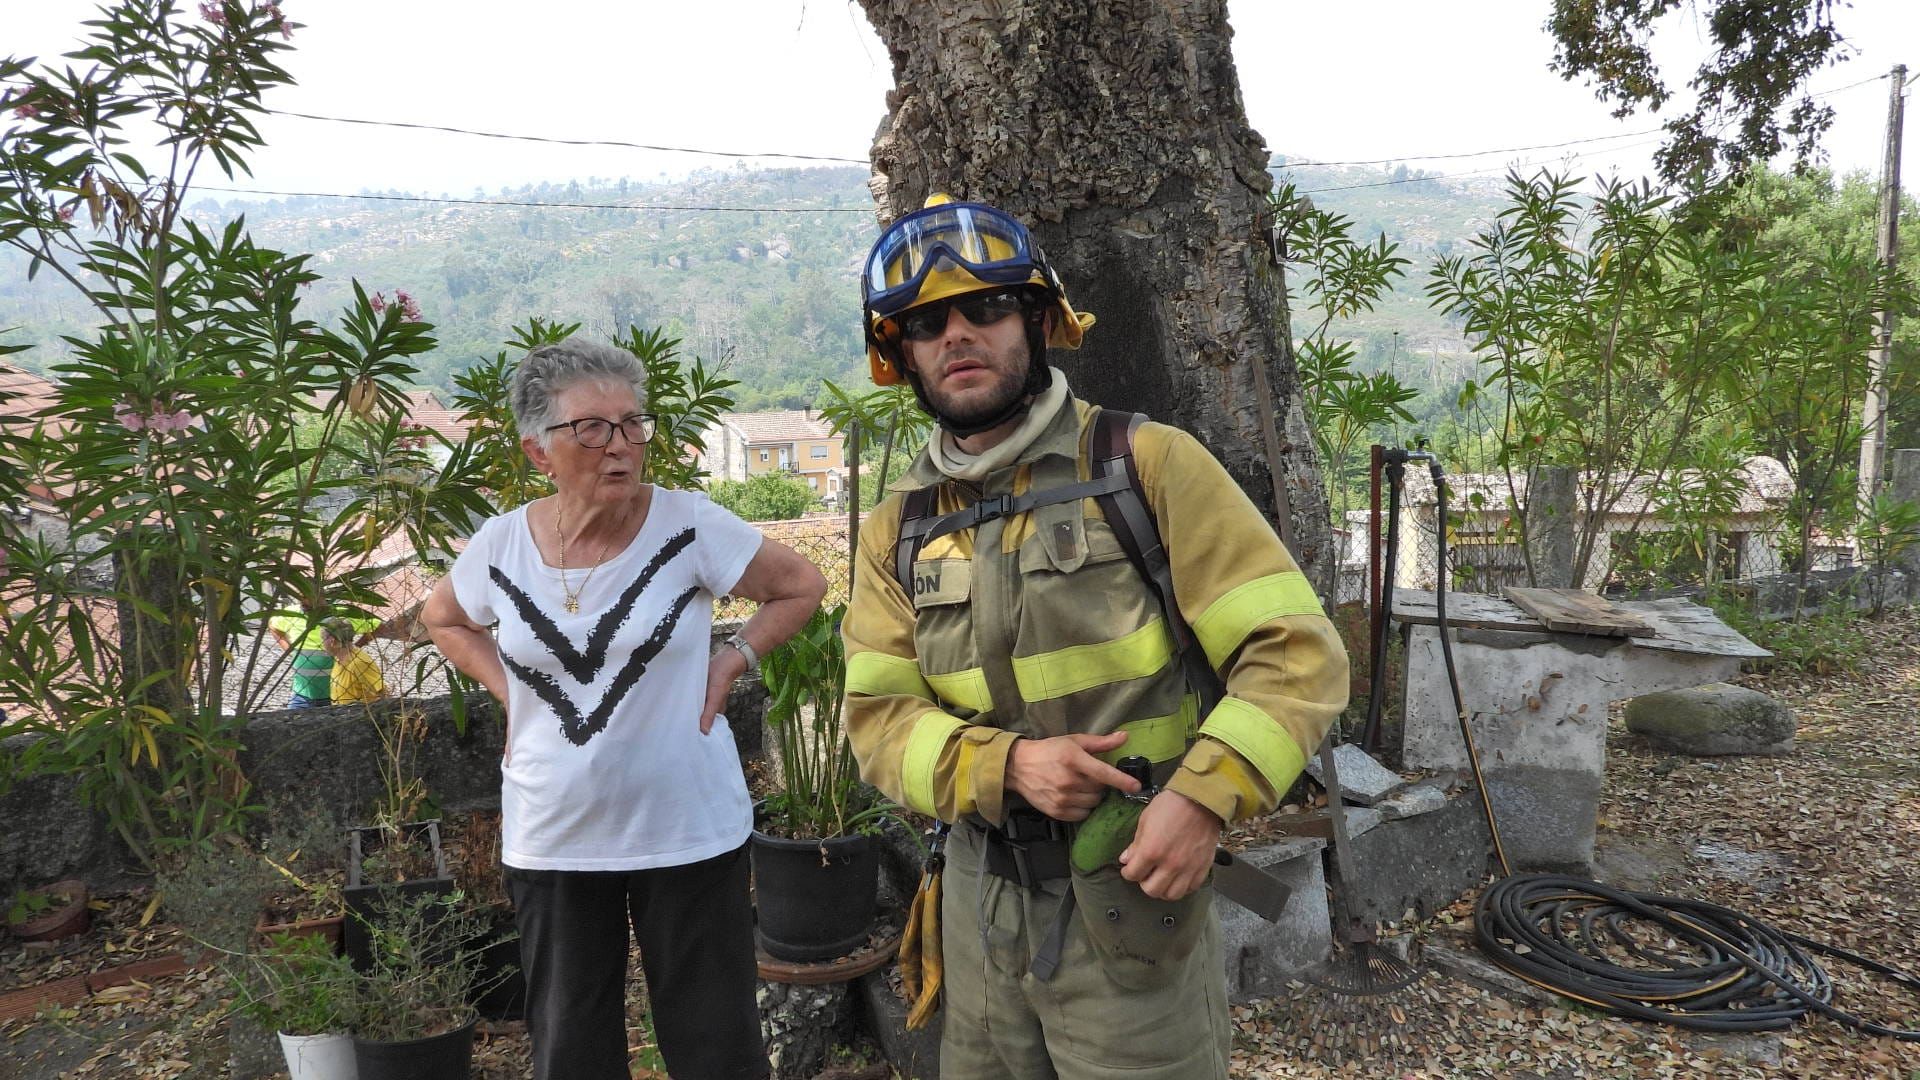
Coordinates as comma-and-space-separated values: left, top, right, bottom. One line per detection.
921, 341, 1031, 431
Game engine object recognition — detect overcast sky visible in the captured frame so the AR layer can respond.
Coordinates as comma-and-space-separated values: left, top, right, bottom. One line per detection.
7, 1, 1916, 202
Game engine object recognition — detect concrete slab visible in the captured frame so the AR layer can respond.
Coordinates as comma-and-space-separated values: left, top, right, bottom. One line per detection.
1423, 944, 1563, 1011
1398, 607, 1751, 871
1216, 836, 1330, 1003
1304, 743, 1407, 805
1334, 783, 1493, 924
855, 970, 940, 1080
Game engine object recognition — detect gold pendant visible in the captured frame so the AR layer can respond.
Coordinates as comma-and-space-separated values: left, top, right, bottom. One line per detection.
564, 597, 579, 615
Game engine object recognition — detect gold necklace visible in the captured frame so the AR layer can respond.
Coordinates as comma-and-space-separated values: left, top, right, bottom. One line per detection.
555, 502, 622, 614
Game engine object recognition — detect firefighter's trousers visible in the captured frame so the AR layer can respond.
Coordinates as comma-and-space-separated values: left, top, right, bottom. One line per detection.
936, 822, 1231, 1079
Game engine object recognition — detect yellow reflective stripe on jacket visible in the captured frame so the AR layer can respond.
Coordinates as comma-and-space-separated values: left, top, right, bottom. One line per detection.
846, 651, 935, 701
925, 668, 993, 714
1199, 697, 1307, 792
1096, 695, 1198, 765
1194, 571, 1325, 670
1012, 618, 1174, 702
901, 711, 968, 815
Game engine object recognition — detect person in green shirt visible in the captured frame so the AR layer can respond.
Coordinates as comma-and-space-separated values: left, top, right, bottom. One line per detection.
268, 612, 331, 709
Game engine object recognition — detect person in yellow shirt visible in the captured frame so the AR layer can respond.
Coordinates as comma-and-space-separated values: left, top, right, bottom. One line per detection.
322, 619, 386, 704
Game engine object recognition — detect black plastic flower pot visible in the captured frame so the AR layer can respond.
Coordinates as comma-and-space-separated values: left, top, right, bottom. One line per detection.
343, 820, 454, 972
469, 915, 524, 1022
750, 830, 878, 962
352, 1016, 476, 1080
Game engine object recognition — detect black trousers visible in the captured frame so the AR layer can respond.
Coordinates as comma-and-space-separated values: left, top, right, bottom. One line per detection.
505, 843, 768, 1080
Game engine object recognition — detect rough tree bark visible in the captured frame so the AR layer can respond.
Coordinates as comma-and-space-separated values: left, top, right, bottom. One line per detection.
859, 0, 1338, 595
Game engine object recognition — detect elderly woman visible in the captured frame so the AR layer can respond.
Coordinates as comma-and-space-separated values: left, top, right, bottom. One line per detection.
423, 337, 825, 1080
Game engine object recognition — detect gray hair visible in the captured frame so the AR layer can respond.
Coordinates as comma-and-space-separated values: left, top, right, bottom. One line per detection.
510, 337, 649, 447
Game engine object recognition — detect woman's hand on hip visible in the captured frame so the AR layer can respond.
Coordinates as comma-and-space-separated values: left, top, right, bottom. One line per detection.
701, 645, 748, 734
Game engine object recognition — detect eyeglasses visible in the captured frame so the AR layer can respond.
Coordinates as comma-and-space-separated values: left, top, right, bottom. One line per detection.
895, 289, 1029, 342
545, 413, 657, 449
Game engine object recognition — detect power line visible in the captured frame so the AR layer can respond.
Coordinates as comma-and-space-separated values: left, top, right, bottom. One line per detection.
1280, 70, 1890, 170
265, 108, 869, 165
1293, 137, 1666, 194
1282, 128, 1660, 169
194, 186, 874, 213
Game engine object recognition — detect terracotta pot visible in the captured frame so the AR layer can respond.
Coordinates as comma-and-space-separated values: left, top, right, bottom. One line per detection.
7, 880, 90, 943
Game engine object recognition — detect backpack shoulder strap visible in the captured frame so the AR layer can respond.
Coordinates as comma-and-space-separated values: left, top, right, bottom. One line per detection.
893, 486, 940, 594
1090, 409, 1225, 713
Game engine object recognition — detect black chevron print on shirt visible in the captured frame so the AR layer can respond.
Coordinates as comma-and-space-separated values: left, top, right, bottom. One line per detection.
490, 527, 695, 684
502, 585, 701, 746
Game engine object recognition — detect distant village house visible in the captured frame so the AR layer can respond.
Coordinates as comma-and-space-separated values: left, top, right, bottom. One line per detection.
699, 409, 847, 505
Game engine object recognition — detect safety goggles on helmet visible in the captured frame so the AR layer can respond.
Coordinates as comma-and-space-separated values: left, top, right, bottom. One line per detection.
862, 202, 1047, 318
894, 288, 1031, 342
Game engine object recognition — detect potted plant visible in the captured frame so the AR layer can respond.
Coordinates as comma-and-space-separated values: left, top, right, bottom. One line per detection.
231, 932, 360, 1080
5, 880, 90, 942
348, 889, 491, 1080
255, 803, 350, 950
342, 818, 454, 971
751, 603, 894, 962
448, 810, 522, 1022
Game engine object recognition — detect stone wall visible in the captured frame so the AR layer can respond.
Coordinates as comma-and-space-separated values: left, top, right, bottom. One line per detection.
1639, 564, 1913, 620
0, 667, 769, 897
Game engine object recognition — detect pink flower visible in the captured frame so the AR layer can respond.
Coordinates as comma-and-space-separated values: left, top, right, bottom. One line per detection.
198, 2, 226, 24
116, 399, 198, 434
369, 292, 387, 315
56, 204, 75, 223
394, 289, 422, 322
265, 3, 294, 39
11, 102, 39, 120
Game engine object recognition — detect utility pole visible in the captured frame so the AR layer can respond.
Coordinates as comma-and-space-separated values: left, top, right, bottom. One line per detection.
1858, 64, 1907, 507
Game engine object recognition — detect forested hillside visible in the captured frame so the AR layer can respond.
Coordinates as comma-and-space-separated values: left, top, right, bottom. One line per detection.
0, 160, 1550, 407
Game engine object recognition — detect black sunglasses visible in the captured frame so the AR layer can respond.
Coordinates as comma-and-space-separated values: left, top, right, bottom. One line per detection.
544, 413, 657, 449
895, 289, 1031, 343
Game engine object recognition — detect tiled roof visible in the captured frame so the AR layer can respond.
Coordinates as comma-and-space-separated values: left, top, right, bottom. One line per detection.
0, 365, 59, 417
722, 410, 837, 445
401, 389, 472, 441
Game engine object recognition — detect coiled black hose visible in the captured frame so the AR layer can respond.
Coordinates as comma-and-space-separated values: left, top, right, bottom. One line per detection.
1476, 873, 1920, 1039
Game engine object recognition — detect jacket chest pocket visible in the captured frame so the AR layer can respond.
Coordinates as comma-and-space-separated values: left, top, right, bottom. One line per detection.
1015, 517, 1156, 645
909, 558, 988, 716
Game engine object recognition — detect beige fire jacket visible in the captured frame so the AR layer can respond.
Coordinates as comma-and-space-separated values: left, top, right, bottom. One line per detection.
841, 397, 1349, 827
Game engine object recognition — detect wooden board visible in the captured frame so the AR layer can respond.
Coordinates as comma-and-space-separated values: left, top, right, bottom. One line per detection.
1391, 590, 1544, 632
1503, 587, 1655, 638
1614, 597, 1772, 659
1391, 590, 1768, 660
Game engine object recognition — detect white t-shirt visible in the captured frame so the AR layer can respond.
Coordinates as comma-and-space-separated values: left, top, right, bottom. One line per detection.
449, 487, 764, 870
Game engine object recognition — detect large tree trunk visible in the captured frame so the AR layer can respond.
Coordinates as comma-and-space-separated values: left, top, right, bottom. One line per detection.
859, 0, 1337, 594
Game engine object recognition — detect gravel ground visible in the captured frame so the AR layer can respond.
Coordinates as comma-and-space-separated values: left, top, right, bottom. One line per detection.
3, 609, 1917, 1078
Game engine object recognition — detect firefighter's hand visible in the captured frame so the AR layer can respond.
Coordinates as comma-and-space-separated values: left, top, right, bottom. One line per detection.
1119, 790, 1222, 900
1005, 732, 1141, 822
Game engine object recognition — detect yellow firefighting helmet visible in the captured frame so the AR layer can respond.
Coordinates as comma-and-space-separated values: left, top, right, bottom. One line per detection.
861, 194, 1095, 386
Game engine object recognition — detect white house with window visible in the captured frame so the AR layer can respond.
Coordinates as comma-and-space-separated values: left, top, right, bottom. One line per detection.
698, 409, 847, 499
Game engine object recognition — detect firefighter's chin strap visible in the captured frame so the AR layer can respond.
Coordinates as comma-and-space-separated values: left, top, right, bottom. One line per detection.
903, 307, 1052, 439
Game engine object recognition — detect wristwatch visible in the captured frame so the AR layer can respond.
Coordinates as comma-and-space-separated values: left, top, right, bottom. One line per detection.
724, 633, 760, 675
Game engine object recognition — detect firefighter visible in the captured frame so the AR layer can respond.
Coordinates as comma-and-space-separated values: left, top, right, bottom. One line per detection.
842, 195, 1350, 1077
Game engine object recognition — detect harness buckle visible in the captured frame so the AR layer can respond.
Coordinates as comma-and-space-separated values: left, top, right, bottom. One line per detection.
972, 493, 1016, 525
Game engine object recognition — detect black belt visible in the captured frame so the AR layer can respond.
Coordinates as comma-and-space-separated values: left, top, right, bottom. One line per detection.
977, 810, 1071, 890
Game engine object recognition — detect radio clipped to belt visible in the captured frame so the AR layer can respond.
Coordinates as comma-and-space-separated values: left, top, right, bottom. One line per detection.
898, 821, 949, 1030
1070, 755, 1156, 872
